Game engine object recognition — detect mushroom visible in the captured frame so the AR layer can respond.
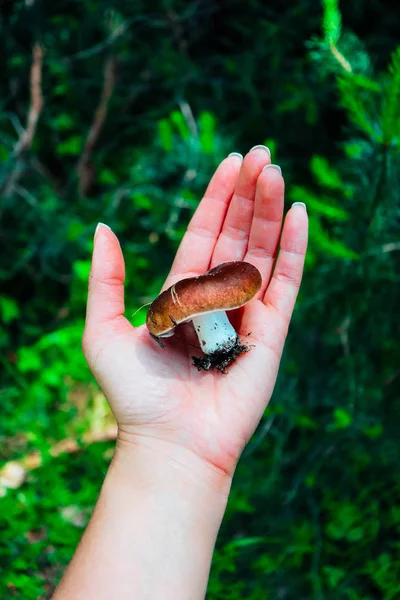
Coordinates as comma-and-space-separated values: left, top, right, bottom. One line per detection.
146, 261, 262, 372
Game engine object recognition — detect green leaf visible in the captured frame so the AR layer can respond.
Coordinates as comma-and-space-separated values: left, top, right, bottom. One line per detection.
8, 55, 25, 67
232, 495, 255, 513
227, 536, 266, 549
73, 260, 91, 282
310, 155, 342, 189
54, 84, 68, 96
363, 424, 383, 439
170, 110, 190, 140
343, 141, 364, 159
0, 144, 9, 161
0, 296, 20, 324
296, 415, 318, 429
199, 111, 216, 153
99, 169, 118, 185
17, 347, 41, 373
347, 526, 364, 541
158, 119, 173, 152
323, 566, 346, 588
57, 136, 83, 156
67, 220, 85, 241
309, 216, 359, 259
333, 408, 352, 429
264, 138, 277, 157
132, 193, 152, 210
290, 186, 349, 220
53, 114, 75, 131
310, 198, 349, 220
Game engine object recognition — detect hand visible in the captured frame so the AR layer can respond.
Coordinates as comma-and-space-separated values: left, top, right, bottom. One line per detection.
56, 147, 308, 600
82, 147, 308, 485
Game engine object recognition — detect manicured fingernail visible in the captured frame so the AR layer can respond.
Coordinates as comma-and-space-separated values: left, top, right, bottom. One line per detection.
291, 202, 307, 211
95, 222, 111, 238
263, 164, 282, 175
228, 152, 243, 160
250, 144, 271, 156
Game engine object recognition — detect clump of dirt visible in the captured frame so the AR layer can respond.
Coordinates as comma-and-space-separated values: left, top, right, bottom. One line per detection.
192, 338, 252, 374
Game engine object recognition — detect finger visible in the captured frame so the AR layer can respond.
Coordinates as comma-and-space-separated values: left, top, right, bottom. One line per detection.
210, 146, 271, 267
263, 203, 308, 321
85, 223, 126, 328
244, 164, 284, 298
162, 154, 243, 291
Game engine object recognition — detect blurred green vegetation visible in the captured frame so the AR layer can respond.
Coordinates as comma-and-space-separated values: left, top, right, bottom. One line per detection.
1, 0, 400, 598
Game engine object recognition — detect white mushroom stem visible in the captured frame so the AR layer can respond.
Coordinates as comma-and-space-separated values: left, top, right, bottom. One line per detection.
192, 311, 238, 355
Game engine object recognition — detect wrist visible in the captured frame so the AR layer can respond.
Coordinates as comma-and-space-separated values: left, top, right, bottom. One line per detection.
113, 430, 232, 502
99, 433, 230, 599
56, 431, 231, 600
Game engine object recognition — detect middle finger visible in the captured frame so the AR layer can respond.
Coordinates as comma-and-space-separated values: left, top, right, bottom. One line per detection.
210, 145, 271, 267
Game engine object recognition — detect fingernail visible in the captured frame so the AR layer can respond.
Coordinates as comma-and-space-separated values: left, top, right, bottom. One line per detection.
263, 164, 282, 175
95, 222, 111, 238
291, 202, 307, 211
250, 144, 271, 156
228, 152, 243, 161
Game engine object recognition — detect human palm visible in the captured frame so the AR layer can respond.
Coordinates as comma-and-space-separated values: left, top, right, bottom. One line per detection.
83, 148, 308, 477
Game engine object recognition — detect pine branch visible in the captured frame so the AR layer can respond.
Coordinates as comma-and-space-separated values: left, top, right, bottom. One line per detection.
322, 0, 352, 73
337, 76, 380, 141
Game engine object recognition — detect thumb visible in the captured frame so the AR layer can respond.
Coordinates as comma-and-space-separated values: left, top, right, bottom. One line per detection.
85, 223, 125, 330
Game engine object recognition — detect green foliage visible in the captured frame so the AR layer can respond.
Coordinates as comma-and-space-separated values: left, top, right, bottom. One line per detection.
322, 0, 342, 46
310, 155, 342, 190
381, 46, 400, 145
1, 0, 400, 598
0, 296, 20, 324
199, 112, 217, 154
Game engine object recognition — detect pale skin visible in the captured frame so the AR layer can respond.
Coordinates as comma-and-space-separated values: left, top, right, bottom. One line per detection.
53, 146, 308, 599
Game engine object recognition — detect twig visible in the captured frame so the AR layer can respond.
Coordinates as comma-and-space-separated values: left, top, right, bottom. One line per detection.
50, 425, 118, 457
1, 43, 44, 197
166, 9, 188, 55
384, 369, 400, 386
61, 16, 142, 63
77, 56, 117, 196
336, 316, 351, 356
13, 184, 37, 206
15, 43, 44, 156
178, 99, 198, 139
329, 41, 352, 73
382, 242, 400, 253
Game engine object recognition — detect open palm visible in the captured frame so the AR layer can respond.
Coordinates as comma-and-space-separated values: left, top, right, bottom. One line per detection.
83, 147, 308, 478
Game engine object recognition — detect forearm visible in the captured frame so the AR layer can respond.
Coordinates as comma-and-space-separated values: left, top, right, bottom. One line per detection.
53, 436, 231, 600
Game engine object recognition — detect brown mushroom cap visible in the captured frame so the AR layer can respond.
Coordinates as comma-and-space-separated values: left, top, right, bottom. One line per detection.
146, 261, 262, 337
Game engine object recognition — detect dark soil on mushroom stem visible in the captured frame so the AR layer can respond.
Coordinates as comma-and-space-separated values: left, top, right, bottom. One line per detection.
192, 339, 251, 374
